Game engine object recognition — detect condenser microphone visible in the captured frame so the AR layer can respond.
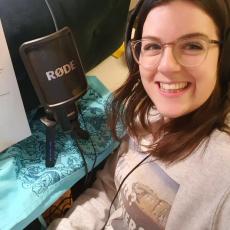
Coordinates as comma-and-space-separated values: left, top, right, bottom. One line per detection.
19, 26, 89, 167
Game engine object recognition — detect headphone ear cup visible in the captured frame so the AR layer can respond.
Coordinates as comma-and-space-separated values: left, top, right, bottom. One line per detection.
125, 41, 132, 70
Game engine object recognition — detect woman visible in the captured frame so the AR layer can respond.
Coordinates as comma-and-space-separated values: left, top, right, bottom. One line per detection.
49, 0, 230, 229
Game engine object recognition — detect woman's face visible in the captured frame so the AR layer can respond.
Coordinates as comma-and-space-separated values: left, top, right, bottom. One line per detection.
139, 0, 220, 119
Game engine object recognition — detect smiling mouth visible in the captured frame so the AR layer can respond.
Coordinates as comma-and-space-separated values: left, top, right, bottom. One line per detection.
157, 82, 190, 93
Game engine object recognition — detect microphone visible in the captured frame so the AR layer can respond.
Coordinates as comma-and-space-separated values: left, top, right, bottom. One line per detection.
19, 26, 89, 167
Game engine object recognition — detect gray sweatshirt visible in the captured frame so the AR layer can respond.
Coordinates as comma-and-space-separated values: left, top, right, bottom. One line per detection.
48, 129, 230, 230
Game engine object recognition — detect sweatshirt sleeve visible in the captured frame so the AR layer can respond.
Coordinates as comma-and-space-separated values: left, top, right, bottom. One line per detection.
48, 146, 120, 230
212, 187, 230, 230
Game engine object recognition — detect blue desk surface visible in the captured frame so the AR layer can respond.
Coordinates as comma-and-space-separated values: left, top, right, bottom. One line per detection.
0, 76, 120, 230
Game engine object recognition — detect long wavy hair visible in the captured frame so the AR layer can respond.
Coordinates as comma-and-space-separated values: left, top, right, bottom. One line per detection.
107, 0, 230, 163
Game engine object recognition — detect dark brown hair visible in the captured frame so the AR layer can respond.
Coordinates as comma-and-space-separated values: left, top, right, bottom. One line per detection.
107, 0, 230, 163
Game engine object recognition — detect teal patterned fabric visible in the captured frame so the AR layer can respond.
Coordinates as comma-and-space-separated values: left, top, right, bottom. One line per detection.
0, 76, 120, 230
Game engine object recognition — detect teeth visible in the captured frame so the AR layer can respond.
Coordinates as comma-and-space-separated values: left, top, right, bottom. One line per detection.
159, 82, 188, 90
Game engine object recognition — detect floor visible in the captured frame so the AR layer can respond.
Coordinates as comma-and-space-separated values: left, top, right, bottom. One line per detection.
87, 54, 128, 92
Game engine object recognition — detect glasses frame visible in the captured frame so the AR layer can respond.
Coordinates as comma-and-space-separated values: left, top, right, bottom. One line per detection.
130, 35, 221, 69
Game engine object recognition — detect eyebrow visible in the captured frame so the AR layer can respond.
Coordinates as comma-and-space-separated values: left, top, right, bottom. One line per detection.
142, 32, 210, 41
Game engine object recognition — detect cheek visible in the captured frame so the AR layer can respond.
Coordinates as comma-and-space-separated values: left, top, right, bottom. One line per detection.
139, 66, 156, 82
194, 54, 219, 92
139, 68, 158, 102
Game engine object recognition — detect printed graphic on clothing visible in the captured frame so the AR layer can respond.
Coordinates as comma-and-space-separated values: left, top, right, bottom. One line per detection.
113, 145, 179, 229
116, 182, 170, 230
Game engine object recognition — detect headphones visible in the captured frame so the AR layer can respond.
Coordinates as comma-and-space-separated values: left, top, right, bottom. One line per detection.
125, 0, 145, 72
124, 0, 230, 88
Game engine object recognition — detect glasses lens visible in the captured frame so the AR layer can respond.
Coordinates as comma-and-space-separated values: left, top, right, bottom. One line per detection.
131, 39, 162, 70
131, 37, 210, 69
175, 38, 208, 67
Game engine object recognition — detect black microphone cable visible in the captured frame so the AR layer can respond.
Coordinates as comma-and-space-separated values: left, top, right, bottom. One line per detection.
70, 129, 89, 184
44, 0, 59, 31
43, 0, 98, 189
42, 0, 91, 175
78, 104, 98, 188
102, 153, 152, 229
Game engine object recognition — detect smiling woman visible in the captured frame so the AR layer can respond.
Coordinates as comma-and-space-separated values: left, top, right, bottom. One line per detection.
111, 0, 230, 163
48, 0, 230, 229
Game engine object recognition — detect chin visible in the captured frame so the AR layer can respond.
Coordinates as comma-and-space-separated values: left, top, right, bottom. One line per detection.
157, 108, 190, 120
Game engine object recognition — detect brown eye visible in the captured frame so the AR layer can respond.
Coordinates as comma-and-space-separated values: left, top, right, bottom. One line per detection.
182, 42, 204, 50
178, 39, 206, 55
143, 42, 161, 51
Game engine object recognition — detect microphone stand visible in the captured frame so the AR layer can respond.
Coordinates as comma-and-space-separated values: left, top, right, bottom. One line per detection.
40, 104, 89, 167
40, 116, 57, 167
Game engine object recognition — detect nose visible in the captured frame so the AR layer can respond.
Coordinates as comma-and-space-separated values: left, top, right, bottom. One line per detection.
157, 46, 181, 74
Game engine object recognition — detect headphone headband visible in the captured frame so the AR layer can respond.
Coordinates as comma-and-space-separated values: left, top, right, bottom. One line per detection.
125, 0, 145, 46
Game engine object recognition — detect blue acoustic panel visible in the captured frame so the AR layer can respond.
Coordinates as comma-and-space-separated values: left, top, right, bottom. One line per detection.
0, 76, 120, 230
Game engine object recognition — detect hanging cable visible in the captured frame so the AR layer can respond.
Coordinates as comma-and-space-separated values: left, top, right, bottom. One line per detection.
71, 130, 89, 183
44, 0, 59, 31
44, 0, 98, 188
102, 153, 152, 229
78, 105, 98, 187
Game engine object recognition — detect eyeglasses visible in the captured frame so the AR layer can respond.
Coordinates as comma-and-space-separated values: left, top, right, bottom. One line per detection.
130, 35, 221, 70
